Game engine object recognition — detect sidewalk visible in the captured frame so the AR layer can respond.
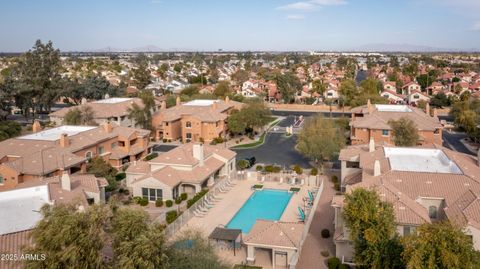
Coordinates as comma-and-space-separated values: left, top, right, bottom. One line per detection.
296, 174, 336, 269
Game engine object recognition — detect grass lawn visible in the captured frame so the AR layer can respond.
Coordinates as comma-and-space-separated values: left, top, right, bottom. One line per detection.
231, 118, 281, 149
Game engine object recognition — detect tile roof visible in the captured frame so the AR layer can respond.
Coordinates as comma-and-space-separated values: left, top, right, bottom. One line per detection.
0, 230, 32, 269
244, 220, 304, 249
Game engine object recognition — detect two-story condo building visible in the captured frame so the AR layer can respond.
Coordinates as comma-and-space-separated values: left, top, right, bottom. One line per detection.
350, 102, 442, 146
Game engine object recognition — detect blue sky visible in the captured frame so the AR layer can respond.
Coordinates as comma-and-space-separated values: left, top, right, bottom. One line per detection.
1, 0, 479, 52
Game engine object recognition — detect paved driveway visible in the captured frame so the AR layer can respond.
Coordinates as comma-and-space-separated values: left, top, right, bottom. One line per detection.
233, 132, 311, 168
443, 131, 475, 156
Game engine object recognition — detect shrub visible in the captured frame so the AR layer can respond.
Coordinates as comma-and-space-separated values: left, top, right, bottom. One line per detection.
272, 166, 282, 173
133, 196, 143, 204
338, 264, 351, 269
139, 197, 149, 206
115, 172, 126, 181
293, 165, 303, 175
256, 165, 263, 171
118, 188, 125, 193
331, 175, 339, 183
334, 182, 340, 191
310, 167, 318, 176
327, 257, 340, 269
180, 193, 188, 201
144, 152, 159, 161
264, 165, 274, 173
163, 138, 168, 143
123, 189, 130, 195
175, 197, 182, 204
165, 200, 173, 207
321, 229, 330, 238
155, 199, 163, 207
186, 189, 209, 208
320, 250, 330, 257
166, 210, 178, 224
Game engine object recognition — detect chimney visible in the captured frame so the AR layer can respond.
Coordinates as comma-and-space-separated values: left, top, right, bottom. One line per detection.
61, 171, 71, 191
176, 96, 181, 106
425, 102, 430, 116
161, 101, 167, 110
225, 96, 230, 104
432, 108, 438, 118
367, 99, 373, 114
212, 101, 218, 110
373, 160, 381, 177
193, 144, 205, 166
32, 120, 42, 133
369, 138, 375, 153
59, 133, 69, 148
103, 122, 113, 133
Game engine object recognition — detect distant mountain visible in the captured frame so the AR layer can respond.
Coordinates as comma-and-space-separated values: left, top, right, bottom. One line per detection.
350, 43, 479, 52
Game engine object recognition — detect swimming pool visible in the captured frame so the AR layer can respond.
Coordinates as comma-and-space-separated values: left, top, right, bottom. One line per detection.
226, 189, 293, 233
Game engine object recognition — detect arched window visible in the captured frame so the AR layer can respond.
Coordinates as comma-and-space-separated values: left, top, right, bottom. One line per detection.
85, 151, 93, 159
186, 121, 192, 128
428, 206, 437, 219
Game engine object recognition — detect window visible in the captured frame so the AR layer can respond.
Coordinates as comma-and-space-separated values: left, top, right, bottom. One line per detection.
414, 95, 419, 99
0, 175, 4, 184
186, 121, 192, 128
165, 122, 169, 126
428, 206, 438, 219
98, 146, 105, 155
142, 188, 163, 201
403, 226, 415, 236
382, 130, 389, 136
346, 161, 360, 168
186, 133, 192, 139
118, 141, 126, 147
85, 151, 93, 159
111, 142, 118, 149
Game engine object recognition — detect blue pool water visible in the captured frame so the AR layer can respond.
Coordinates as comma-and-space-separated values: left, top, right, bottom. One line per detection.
226, 189, 293, 233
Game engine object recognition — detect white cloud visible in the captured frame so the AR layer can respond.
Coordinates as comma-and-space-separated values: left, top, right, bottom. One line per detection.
287, 14, 306, 20
310, 0, 347, 6
277, 2, 318, 11
276, 0, 346, 12
472, 21, 480, 31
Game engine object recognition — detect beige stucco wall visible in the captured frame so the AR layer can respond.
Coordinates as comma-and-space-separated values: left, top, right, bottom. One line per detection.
131, 177, 174, 201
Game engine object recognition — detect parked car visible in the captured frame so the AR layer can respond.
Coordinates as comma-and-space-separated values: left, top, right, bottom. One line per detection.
244, 157, 256, 168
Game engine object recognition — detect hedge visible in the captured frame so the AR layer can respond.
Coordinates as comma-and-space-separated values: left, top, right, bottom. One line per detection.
180, 193, 188, 201
175, 197, 182, 204
144, 152, 159, 161
186, 189, 209, 208
166, 210, 178, 224
139, 197, 148, 206
155, 199, 163, 207
165, 200, 173, 207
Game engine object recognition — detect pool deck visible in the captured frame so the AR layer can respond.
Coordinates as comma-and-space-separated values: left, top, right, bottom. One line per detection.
179, 179, 319, 268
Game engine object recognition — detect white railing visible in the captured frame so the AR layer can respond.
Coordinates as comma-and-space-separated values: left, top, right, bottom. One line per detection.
163, 174, 235, 238
288, 178, 325, 269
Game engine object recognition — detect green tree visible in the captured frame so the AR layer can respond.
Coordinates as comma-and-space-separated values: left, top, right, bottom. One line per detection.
87, 156, 118, 191
168, 230, 230, 269
180, 85, 200, 96
402, 222, 480, 269
213, 81, 230, 97
24, 204, 109, 269
430, 93, 450, 108
11, 40, 63, 117
360, 78, 382, 95
127, 90, 155, 130
64, 105, 96, 125
416, 74, 433, 90
132, 62, 151, 89
0, 121, 22, 141
227, 102, 271, 134
343, 188, 404, 269
276, 72, 302, 103
111, 207, 169, 269
339, 79, 357, 106
231, 70, 249, 84
297, 115, 346, 164
312, 79, 327, 96
388, 117, 419, 147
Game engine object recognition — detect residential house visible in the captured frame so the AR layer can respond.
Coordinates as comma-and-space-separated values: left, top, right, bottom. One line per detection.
402, 81, 421, 95
350, 102, 442, 146
334, 143, 480, 263
407, 90, 430, 105
381, 90, 405, 104
152, 97, 243, 143
125, 143, 236, 201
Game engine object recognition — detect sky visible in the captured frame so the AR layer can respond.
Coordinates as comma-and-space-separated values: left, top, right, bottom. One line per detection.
1, 0, 479, 52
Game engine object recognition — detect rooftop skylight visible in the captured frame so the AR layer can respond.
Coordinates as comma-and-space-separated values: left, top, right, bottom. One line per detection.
384, 147, 463, 174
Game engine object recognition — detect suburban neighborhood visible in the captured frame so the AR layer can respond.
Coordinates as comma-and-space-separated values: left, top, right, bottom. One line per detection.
1, 1, 480, 269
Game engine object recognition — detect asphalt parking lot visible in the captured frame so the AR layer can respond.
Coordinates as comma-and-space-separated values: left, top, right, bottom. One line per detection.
233, 132, 311, 168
